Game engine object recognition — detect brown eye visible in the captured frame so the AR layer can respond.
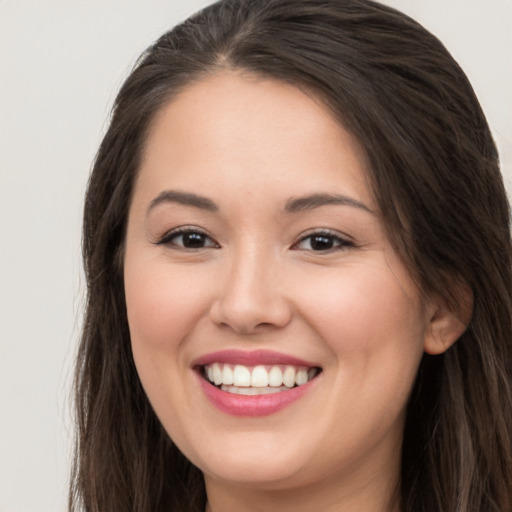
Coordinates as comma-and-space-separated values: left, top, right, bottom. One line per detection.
308, 234, 336, 251
159, 229, 218, 249
181, 232, 208, 248
294, 231, 353, 252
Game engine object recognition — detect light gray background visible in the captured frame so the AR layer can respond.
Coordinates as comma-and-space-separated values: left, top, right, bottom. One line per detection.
0, 1, 510, 511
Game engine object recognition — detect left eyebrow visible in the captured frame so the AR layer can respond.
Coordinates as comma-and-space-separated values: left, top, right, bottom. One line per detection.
284, 193, 374, 214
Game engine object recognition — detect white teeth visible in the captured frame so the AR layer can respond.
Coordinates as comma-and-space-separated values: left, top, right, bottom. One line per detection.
268, 366, 283, 387
251, 365, 269, 387
221, 385, 290, 395
213, 363, 222, 386
295, 368, 308, 386
204, 363, 319, 391
233, 365, 251, 387
283, 366, 296, 388
222, 364, 234, 385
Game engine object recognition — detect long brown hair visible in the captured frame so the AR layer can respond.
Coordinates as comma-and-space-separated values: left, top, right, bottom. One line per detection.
71, 1, 512, 510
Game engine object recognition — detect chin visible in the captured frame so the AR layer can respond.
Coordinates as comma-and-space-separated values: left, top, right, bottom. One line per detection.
202, 458, 306, 490
188, 433, 311, 489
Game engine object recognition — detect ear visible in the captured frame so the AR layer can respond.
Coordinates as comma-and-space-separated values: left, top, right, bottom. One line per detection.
423, 282, 473, 355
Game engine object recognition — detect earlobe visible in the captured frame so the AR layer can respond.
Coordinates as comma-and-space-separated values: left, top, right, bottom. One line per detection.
423, 284, 473, 355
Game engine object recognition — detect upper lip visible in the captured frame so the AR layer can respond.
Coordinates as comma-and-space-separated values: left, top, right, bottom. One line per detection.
192, 349, 319, 368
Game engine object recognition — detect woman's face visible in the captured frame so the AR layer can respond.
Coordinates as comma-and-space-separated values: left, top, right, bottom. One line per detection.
124, 72, 437, 495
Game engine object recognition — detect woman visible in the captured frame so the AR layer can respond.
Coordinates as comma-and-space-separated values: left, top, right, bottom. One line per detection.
70, 0, 512, 511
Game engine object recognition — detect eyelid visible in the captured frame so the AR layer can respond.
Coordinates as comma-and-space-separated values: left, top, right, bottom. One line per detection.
291, 228, 354, 251
154, 225, 219, 248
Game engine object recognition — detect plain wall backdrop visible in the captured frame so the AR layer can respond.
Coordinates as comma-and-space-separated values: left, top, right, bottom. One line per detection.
0, 1, 510, 511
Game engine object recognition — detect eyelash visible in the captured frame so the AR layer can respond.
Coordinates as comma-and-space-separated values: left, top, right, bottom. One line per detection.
156, 227, 219, 249
292, 229, 354, 252
156, 227, 354, 252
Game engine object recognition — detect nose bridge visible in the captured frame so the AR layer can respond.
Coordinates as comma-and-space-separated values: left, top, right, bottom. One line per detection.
211, 238, 291, 333
231, 241, 273, 301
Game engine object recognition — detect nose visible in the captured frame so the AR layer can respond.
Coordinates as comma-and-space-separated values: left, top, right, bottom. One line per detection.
209, 247, 292, 334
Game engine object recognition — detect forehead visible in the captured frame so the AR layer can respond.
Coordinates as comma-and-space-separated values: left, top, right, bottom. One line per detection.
136, 71, 374, 211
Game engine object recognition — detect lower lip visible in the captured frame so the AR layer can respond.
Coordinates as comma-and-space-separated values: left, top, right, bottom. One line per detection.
196, 372, 318, 417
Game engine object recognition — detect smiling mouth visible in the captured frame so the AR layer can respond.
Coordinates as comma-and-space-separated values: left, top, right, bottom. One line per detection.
200, 363, 322, 395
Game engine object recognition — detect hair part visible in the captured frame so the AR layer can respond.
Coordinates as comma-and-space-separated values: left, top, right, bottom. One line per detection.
71, 1, 512, 511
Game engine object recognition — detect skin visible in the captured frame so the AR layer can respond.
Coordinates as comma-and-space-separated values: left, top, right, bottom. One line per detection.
124, 71, 465, 512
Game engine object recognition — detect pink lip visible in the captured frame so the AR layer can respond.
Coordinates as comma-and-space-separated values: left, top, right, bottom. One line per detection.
196, 373, 319, 417
192, 350, 321, 417
192, 349, 318, 368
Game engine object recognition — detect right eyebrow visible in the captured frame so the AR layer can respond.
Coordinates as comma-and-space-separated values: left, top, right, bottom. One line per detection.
147, 190, 218, 216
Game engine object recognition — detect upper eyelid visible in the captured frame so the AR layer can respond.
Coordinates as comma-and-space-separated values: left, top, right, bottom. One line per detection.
291, 228, 355, 251
295, 228, 353, 242
156, 226, 218, 246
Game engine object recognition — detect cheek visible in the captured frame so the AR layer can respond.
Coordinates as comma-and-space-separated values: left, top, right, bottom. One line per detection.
124, 255, 212, 361
294, 260, 428, 395
301, 260, 426, 345
123, 255, 211, 445
289, 262, 428, 462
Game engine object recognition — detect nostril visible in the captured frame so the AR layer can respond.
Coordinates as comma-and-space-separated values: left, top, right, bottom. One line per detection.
208, 266, 293, 333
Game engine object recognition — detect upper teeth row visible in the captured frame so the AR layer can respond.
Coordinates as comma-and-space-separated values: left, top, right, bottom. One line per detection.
204, 363, 316, 388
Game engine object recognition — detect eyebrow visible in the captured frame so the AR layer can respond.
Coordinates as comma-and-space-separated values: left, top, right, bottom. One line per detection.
147, 190, 373, 216
285, 193, 374, 214
148, 190, 218, 214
